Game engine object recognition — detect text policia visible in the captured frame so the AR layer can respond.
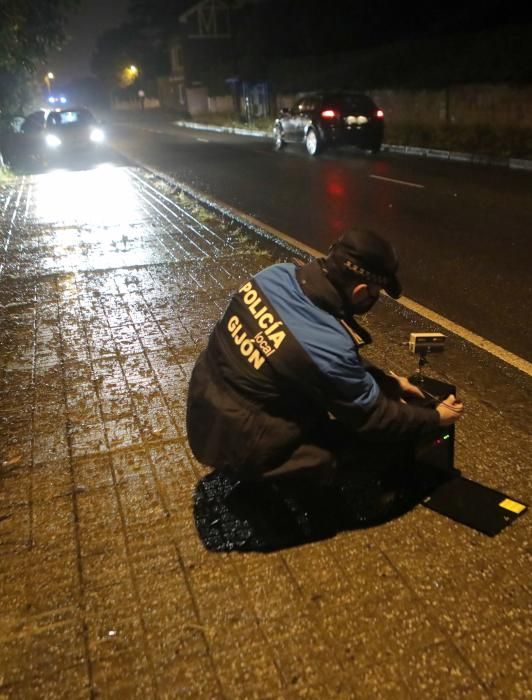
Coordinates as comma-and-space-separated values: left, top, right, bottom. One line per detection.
225, 281, 287, 370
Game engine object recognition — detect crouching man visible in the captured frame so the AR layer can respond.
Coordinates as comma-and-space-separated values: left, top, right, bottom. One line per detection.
186, 228, 463, 483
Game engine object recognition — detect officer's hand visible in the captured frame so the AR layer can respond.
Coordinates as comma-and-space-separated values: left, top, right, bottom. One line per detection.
436, 394, 464, 425
389, 371, 424, 398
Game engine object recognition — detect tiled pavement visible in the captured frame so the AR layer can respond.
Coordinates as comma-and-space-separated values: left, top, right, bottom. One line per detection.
0, 164, 530, 699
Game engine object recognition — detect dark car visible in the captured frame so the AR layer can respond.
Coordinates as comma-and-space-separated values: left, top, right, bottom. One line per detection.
273, 91, 384, 156
40, 107, 105, 158
0, 113, 27, 165
8, 107, 106, 167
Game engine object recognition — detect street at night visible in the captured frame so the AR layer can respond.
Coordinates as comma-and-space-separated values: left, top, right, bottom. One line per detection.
1, 1, 532, 698
110, 112, 532, 363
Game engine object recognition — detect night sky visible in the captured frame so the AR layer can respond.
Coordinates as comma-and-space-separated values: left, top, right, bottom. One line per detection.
48, 0, 129, 83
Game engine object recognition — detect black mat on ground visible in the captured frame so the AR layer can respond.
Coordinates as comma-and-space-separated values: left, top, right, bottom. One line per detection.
193, 463, 454, 552
422, 476, 528, 536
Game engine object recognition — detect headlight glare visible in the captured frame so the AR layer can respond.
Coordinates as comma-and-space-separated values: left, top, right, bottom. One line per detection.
45, 134, 62, 148
90, 128, 105, 143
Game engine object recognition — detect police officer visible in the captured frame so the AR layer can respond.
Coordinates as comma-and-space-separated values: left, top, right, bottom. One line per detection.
186, 228, 463, 482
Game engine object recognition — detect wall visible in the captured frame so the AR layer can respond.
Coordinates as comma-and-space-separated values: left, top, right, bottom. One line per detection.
369, 85, 532, 128
158, 77, 186, 111
207, 95, 234, 113
153, 80, 532, 130
444, 85, 532, 128
269, 84, 532, 129
186, 86, 209, 116
112, 97, 160, 111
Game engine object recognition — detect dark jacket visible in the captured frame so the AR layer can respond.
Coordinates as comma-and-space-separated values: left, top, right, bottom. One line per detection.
186, 260, 439, 476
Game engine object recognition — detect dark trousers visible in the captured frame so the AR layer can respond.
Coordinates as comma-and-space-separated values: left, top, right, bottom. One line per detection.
214, 370, 431, 484
255, 419, 416, 482
251, 369, 418, 482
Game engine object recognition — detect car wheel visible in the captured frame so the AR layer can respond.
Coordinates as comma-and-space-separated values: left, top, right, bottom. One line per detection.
273, 125, 285, 151
305, 127, 322, 156
369, 142, 382, 154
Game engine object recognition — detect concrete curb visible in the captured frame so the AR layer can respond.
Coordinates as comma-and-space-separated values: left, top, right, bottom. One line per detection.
174, 120, 270, 138
123, 155, 311, 261
173, 120, 532, 172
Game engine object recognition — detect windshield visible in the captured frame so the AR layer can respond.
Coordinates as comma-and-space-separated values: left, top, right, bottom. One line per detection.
48, 111, 94, 127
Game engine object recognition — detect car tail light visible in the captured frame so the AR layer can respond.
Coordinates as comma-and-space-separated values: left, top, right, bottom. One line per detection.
375, 109, 384, 119
321, 109, 337, 119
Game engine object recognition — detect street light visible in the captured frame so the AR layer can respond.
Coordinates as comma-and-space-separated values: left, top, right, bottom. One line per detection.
121, 64, 140, 88
44, 72, 55, 96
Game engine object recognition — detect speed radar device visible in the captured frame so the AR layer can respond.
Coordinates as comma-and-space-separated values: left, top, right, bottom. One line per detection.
405, 332, 527, 536
409, 332, 446, 378
408, 374, 456, 472
409, 332, 446, 354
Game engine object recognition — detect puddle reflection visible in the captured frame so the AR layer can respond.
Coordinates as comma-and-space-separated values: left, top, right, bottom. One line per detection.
25, 164, 163, 273
32, 164, 144, 227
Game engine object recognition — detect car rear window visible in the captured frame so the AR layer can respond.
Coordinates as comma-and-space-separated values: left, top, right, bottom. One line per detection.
327, 95, 376, 113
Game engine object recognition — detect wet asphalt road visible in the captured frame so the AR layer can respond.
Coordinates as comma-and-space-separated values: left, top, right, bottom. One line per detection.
109, 115, 532, 362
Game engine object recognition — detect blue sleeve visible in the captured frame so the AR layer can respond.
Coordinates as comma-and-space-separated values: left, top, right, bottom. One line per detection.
255, 264, 380, 412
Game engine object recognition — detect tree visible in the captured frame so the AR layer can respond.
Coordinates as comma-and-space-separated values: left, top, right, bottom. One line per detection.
91, 22, 169, 100
0, 0, 80, 70
0, 0, 79, 113
91, 25, 140, 93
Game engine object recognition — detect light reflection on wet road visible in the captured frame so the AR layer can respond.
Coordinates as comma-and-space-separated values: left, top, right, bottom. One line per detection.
0, 164, 240, 278
0, 162, 299, 695
32, 165, 144, 228
110, 119, 532, 361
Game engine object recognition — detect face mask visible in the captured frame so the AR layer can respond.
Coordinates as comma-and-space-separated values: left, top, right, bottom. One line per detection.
348, 296, 379, 315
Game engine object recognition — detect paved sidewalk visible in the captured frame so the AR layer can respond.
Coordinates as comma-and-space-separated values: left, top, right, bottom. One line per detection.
0, 164, 530, 699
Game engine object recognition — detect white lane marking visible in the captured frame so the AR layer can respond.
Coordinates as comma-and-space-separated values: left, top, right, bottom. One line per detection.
124, 123, 212, 141
139, 127, 169, 135
122, 125, 174, 135
370, 174, 425, 189
131, 162, 531, 377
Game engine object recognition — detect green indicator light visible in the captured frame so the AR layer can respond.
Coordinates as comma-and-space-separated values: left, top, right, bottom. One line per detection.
443, 434, 450, 440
